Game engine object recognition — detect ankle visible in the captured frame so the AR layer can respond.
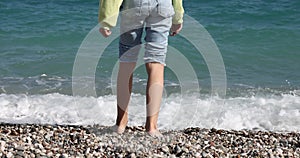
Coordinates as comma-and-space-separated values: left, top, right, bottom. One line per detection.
116, 114, 128, 126
145, 124, 158, 132
116, 120, 127, 127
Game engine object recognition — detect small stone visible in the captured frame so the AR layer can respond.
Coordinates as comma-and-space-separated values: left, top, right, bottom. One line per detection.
241, 152, 247, 156
152, 154, 164, 158
10, 129, 19, 136
41, 149, 47, 155
276, 148, 283, 154
174, 145, 182, 154
117, 153, 123, 158
268, 149, 275, 158
294, 151, 299, 158
270, 136, 277, 143
35, 149, 41, 154
69, 151, 75, 155
16, 151, 25, 157
47, 152, 54, 157
169, 154, 176, 158
129, 153, 136, 158
85, 147, 90, 154
59, 154, 68, 158
182, 147, 189, 153
45, 134, 52, 141
25, 137, 32, 144
15, 146, 25, 151
206, 153, 214, 158
202, 151, 208, 157
7, 152, 13, 158
195, 152, 201, 157
2, 129, 10, 134
0, 141, 5, 152
287, 152, 293, 157
35, 143, 44, 150
242, 130, 249, 136
39, 129, 45, 135
161, 145, 169, 153
195, 144, 201, 149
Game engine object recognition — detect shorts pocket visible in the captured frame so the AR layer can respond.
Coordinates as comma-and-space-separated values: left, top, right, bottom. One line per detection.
157, 0, 175, 18
120, 0, 142, 16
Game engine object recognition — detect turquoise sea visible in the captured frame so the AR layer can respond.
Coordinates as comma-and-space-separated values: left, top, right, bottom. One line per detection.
0, 0, 300, 131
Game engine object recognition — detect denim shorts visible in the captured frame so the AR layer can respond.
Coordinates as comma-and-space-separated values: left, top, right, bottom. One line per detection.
119, 0, 174, 65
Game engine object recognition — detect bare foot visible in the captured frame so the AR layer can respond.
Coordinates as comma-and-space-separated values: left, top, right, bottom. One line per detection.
147, 130, 163, 138
110, 125, 126, 134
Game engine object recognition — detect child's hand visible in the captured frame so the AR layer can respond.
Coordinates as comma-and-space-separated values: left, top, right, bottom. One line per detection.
99, 28, 112, 37
170, 24, 183, 36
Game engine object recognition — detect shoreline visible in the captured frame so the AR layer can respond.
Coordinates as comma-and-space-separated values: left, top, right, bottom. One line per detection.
0, 123, 299, 157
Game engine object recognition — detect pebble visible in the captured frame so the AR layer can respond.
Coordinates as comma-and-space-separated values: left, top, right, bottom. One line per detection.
7, 152, 13, 158
161, 145, 169, 153
0, 124, 299, 157
195, 152, 201, 157
130, 153, 136, 158
202, 151, 208, 157
47, 152, 54, 157
16, 151, 24, 157
0, 141, 5, 152
174, 145, 181, 154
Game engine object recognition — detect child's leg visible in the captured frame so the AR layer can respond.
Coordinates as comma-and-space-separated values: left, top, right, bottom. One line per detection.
143, 1, 173, 134
145, 62, 164, 132
116, 62, 136, 130
144, 26, 172, 133
116, 10, 145, 132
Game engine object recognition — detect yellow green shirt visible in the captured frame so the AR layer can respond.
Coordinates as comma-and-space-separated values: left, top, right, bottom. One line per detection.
98, 0, 184, 30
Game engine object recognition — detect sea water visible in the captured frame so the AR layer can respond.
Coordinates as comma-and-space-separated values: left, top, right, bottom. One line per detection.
0, 0, 299, 131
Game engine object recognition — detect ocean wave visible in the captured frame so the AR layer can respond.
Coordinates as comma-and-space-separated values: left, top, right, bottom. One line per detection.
0, 92, 299, 132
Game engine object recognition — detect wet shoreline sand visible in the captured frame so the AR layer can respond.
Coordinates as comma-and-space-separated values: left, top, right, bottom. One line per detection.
0, 123, 299, 157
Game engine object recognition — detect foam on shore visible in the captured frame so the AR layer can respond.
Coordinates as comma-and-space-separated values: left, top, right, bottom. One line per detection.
0, 92, 299, 132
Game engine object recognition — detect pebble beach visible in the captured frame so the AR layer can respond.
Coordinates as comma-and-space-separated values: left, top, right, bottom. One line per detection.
0, 123, 299, 157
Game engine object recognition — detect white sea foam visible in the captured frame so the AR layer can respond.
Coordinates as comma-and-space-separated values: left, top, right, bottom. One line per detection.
0, 93, 299, 132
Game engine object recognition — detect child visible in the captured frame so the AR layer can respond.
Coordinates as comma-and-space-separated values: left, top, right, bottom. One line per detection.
98, 0, 184, 136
